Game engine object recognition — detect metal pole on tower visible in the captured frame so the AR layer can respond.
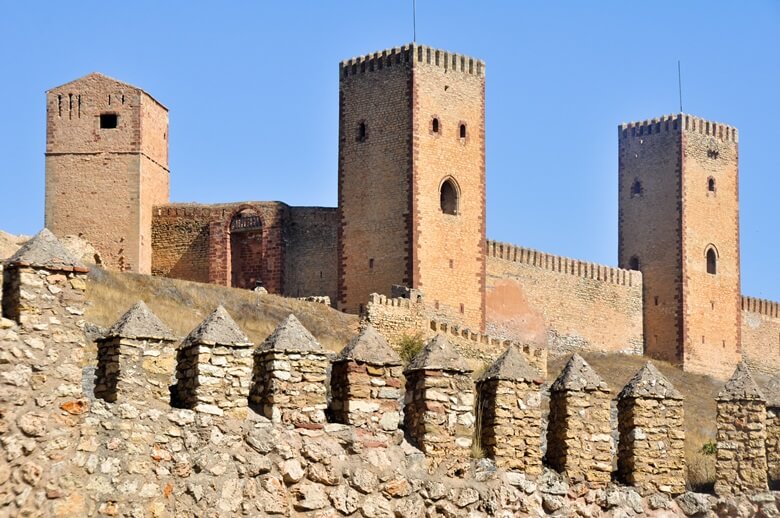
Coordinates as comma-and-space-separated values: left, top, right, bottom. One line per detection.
413, 0, 417, 42
678, 60, 683, 113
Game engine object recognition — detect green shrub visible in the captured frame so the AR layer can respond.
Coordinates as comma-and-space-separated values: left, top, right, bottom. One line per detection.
398, 333, 425, 364
701, 441, 717, 455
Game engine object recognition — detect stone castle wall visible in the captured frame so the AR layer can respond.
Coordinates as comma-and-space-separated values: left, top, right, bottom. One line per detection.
741, 296, 780, 376
364, 292, 547, 376
284, 207, 339, 302
485, 240, 644, 356
45, 74, 169, 274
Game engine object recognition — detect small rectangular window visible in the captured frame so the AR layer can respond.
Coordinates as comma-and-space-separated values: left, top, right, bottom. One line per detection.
368, 258, 374, 269
100, 113, 118, 129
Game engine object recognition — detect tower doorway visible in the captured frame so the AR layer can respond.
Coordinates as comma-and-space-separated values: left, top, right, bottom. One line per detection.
229, 209, 264, 289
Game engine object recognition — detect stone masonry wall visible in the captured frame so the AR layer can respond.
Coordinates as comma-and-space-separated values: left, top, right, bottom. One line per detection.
477, 378, 542, 474
45, 74, 169, 274
741, 296, 780, 376
94, 337, 176, 404
284, 207, 339, 301
365, 293, 548, 376
485, 240, 644, 356
403, 369, 475, 458
767, 408, 780, 483
330, 361, 403, 432
152, 202, 287, 293
175, 342, 254, 417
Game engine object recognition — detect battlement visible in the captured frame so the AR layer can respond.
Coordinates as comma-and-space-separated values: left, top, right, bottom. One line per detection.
340, 43, 485, 78
486, 240, 639, 287
742, 295, 780, 318
619, 113, 738, 143
428, 318, 547, 375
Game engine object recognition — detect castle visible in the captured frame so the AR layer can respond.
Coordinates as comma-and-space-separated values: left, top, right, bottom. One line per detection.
44, 43, 780, 379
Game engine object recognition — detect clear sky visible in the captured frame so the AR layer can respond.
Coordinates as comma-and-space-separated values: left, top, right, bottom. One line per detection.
0, 1, 777, 300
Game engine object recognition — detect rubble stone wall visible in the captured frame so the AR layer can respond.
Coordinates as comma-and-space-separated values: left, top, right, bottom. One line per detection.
715, 399, 768, 495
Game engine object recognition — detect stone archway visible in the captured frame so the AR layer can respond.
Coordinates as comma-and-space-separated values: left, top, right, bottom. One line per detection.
229, 209, 264, 289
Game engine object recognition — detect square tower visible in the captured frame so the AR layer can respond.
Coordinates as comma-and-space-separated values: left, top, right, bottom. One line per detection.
45, 73, 169, 273
618, 114, 740, 378
338, 44, 486, 330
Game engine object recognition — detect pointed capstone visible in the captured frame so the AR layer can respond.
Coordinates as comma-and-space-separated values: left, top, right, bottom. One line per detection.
405, 334, 472, 373
5, 228, 86, 271
478, 344, 543, 383
335, 325, 402, 366
618, 362, 682, 400
104, 301, 176, 341
551, 353, 609, 393
762, 374, 780, 408
184, 306, 251, 347
259, 314, 322, 353
717, 362, 765, 402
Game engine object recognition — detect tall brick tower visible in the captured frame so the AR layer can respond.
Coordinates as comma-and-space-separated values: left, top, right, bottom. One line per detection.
45, 73, 169, 273
618, 114, 740, 378
338, 44, 486, 329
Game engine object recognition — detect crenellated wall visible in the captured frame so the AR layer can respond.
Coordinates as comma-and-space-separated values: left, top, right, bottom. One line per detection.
485, 240, 644, 356
741, 296, 780, 375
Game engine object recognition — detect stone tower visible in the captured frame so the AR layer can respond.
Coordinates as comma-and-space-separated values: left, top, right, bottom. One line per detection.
338, 44, 486, 329
618, 114, 740, 378
45, 73, 169, 273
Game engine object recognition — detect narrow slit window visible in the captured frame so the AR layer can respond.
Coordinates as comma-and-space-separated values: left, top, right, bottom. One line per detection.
57, 95, 62, 117
630, 179, 643, 197
708, 177, 716, 193
706, 247, 717, 275
432, 117, 440, 133
459, 123, 466, 139
100, 113, 118, 129
629, 256, 640, 271
357, 122, 366, 142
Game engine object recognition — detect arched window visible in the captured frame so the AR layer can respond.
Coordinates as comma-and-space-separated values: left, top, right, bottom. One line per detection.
357, 122, 366, 142
630, 179, 643, 197
432, 117, 440, 133
707, 177, 716, 193
440, 178, 459, 215
706, 246, 718, 275
459, 123, 467, 139
629, 255, 640, 271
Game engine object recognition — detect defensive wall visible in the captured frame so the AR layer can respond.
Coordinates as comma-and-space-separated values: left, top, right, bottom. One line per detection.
741, 296, 780, 375
5, 230, 780, 516
150, 202, 338, 301
484, 240, 644, 356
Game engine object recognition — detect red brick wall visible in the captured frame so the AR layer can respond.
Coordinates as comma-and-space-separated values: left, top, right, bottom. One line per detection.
741, 297, 780, 376
45, 74, 169, 274
151, 202, 287, 294
485, 241, 644, 356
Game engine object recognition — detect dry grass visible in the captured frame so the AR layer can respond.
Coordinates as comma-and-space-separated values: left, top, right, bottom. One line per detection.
548, 351, 723, 490
85, 268, 359, 355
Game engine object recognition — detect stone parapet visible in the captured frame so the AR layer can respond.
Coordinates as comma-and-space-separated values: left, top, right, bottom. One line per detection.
547, 354, 612, 486
476, 344, 544, 474
250, 315, 329, 427
330, 325, 403, 433
617, 363, 685, 496
95, 302, 177, 403
174, 306, 253, 416
715, 363, 768, 496
404, 335, 475, 458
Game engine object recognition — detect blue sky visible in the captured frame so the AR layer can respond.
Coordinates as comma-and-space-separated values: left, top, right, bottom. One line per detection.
0, 1, 777, 300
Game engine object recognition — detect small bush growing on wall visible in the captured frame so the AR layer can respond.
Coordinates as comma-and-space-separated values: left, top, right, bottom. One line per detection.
398, 333, 424, 364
